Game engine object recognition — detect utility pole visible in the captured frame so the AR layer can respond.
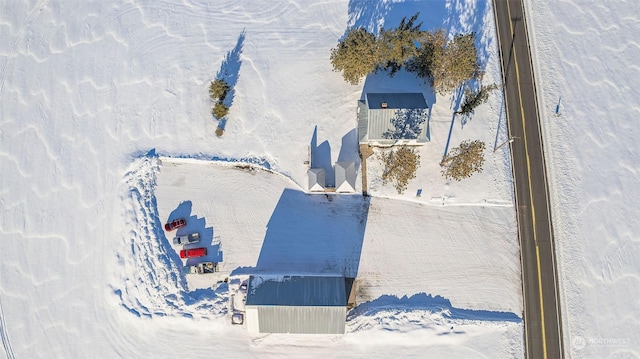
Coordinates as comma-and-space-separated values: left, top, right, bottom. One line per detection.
494, 137, 516, 152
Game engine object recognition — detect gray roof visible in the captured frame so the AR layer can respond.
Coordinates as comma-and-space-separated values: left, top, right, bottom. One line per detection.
307, 168, 325, 192
358, 93, 430, 144
366, 93, 427, 110
246, 275, 346, 307
335, 162, 356, 193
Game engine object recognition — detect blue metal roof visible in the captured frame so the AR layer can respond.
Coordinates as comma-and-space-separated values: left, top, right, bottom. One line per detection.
246, 275, 346, 307
366, 93, 427, 110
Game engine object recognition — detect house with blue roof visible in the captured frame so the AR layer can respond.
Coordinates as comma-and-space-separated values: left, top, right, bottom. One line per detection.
357, 93, 430, 146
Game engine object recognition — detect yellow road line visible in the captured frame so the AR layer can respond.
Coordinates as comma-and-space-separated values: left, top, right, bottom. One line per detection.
505, 1, 548, 358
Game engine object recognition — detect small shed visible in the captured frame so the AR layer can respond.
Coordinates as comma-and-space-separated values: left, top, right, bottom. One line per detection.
335, 161, 356, 193
307, 168, 326, 192
245, 275, 347, 334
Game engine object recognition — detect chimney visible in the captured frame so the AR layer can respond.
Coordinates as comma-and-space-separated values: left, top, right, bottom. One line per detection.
381, 102, 388, 109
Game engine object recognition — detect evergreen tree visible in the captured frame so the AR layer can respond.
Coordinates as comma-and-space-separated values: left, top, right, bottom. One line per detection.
407, 31, 480, 94
406, 29, 446, 81
440, 140, 486, 181
212, 102, 229, 119
457, 83, 498, 115
209, 79, 230, 102
377, 13, 423, 75
435, 33, 479, 94
330, 28, 379, 85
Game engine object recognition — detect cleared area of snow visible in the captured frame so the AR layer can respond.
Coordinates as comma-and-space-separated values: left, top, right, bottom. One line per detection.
525, 1, 640, 357
0, 0, 523, 357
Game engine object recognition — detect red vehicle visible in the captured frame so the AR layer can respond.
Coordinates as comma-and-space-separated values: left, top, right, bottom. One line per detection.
180, 247, 207, 259
164, 218, 186, 231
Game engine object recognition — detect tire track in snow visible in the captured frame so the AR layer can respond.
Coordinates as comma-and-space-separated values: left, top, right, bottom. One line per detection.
111, 155, 227, 320
0, 296, 16, 359
0, 0, 48, 96
0, 2, 48, 357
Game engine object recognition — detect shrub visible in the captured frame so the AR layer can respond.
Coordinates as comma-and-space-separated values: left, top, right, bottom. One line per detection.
212, 102, 229, 119
379, 147, 420, 194
209, 79, 230, 102
441, 140, 486, 181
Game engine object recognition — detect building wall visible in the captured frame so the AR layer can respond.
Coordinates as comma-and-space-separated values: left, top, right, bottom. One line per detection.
246, 305, 346, 334
246, 307, 260, 333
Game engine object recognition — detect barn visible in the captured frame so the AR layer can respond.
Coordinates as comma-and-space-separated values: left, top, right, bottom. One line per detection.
245, 275, 348, 334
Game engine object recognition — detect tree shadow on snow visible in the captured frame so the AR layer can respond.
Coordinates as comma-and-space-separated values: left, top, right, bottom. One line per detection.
216, 29, 245, 110
443, 0, 493, 72
348, 292, 521, 323
232, 189, 371, 278
346, 0, 446, 37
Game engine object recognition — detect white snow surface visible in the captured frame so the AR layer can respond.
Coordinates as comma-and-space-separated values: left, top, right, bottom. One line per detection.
525, 1, 640, 357
0, 0, 526, 358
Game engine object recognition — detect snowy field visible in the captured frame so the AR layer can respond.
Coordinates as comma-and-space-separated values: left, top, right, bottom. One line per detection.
525, 1, 640, 357
0, 0, 526, 358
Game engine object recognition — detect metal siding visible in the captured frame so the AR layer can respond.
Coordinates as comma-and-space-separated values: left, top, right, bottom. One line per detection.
255, 306, 346, 334
366, 109, 430, 142
366, 93, 427, 109
362, 93, 429, 143
368, 108, 399, 142
357, 101, 369, 143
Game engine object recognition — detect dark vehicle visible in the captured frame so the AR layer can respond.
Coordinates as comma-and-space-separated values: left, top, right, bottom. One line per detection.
164, 218, 186, 231
179, 247, 207, 259
173, 232, 200, 246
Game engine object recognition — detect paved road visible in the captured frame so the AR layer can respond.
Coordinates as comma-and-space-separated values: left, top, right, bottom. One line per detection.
492, 1, 564, 358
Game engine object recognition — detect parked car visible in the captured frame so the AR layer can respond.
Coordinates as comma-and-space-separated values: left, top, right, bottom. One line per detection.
173, 232, 200, 245
179, 247, 207, 259
164, 218, 186, 231
183, 261, 218, 274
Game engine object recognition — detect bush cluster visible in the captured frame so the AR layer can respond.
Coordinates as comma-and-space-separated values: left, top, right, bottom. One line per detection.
209, 79, 230, 120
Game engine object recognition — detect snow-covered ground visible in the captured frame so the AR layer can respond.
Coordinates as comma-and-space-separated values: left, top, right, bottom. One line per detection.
525, 1, 640, 357
0, 0, 527, 357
